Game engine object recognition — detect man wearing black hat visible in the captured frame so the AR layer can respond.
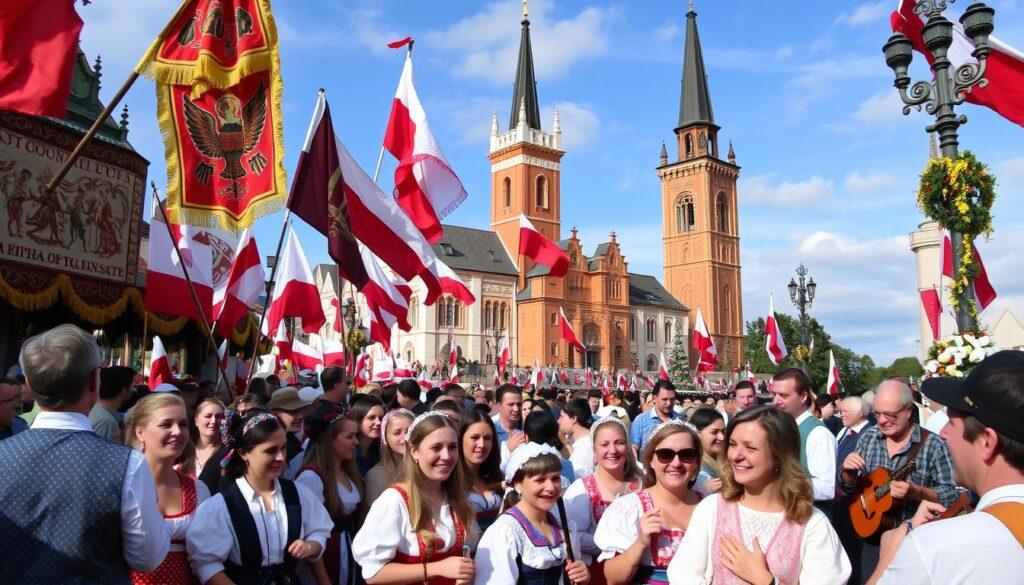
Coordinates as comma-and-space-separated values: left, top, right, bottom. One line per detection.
871, 350, 1024, 584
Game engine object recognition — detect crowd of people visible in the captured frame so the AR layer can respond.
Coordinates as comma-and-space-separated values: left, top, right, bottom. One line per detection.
1, 323, 1023, 584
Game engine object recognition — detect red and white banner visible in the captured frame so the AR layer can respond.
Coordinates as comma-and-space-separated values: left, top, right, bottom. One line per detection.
941, 230, 997, 311
920, 288, 942, 340
262, 227, 325, 336
658, 352, 670, 381
292, 338, 325, 372
145, 209, 213, 323
360, 244, 411, 344
693, 307, 718, 373
272, 320, 293, 365
519, 215, 569, 278
558, 308, 586, 354
529, 360, 542, 390
213, 227, 264, 337
383, 53, 468, 243
893, 0, 1024, 127
421, 258, 476, 305
827, 349, 841, 396
148, 336, 173, 390
497, 331, 511, 376
354, 349, 370, 389
765, 294, 788, 365
320, 337, 346, 367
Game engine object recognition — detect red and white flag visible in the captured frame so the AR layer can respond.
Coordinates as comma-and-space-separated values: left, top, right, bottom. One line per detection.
217, 339, 229, 372
421, 258, 476, 305
145, 208, 213, 323
558, 308, 586, 354
827, 349, 841, 396
354, 349, 370, 389
765, 294, 788, 365
360, 244, 411, 347
233, 358, 249, 397
272, 321, 293, 365
449, 364, 460, 384
383, 52, 468, 243
645, 375, 655, 390
530, 360, 543, 389
148, 336, 173, 390
320, 337, 346, 366
920, 288, 942, 340
418, 369, 433, 389
512, 368, 522, 386
893, 0, 1024, 126
519, 215, 569, 278
292, 338, 325, 372
693, 307, 718, 373
497, 331, 511, 376
940, 230, 997, 312
262, 228, 325, 336
213, 227, 264, 337
630, 375, 638, 391
658, 352, 670, 381
492, 369, 500, 387
617, 372, 627, 391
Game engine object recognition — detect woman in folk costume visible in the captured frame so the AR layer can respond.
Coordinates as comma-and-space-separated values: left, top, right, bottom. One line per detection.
126, 393, 210, 585
666, 406, 851, 585
188, 398, 226, 478
563, 417, 642, 585
458, 409, 504, 534
473, 443, 590, 585
594, 420, 703, 585
186, 409, 333, 585
351, 396, 385, 475
351, 411, 476, 584
689, 407, 726, 497
364, 409, 415, 506
294, 405, 364, 585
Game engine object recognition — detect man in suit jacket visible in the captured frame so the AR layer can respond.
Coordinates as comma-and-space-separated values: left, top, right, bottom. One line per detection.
834, 395, 874, 584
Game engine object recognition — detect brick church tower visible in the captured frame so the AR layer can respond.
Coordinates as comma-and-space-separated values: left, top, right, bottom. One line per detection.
659, 4, 744, 367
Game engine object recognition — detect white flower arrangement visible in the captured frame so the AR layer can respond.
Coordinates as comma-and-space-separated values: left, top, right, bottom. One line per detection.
922, 331, 997, 379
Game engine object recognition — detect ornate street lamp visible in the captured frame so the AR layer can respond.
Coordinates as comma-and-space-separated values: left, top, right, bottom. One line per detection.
788, 264, 816, 369
883, 0, 995, 332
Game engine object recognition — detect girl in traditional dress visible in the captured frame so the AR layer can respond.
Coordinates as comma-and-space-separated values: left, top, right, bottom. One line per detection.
295, 406, 364, 585
503, 411, 575, 487
351, 411, 476, 584
474, 443, 590, 585
594, 420, 703, 585
666, 406, 851, 585
564, 417, 642, 585
127, 393, 210, 585
351, 396, 385, 475
187, 409, 333, 585
364, 408, 415, 506
458, 409, 503, 534
190, 398, 226, 478
689, 408, 725, 497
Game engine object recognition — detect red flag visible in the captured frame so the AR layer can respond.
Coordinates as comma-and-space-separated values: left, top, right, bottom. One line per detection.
148, 336, 173, 390
262, 227, 325, 336
145, 208, 213, 323
827, 349, 841, 396
292, 338, 324, 372
693, 308, 718, 373
519, 215, 569, 278
585, 369, 593, 389
320, 337, 346, 366
387, 36, 414, 49
353, 349, 370, 389
893, 0, 1024, 127
213, 227, 264, 337
497, 331, 511, 376
941, 230, 997, 311
421, 258, 476, 305
330, 298, 343, 334
765, 295, 788, 365
272, 320, 293, 364
920, 288, 942, 341
0, 1, 82, 116
558, 308, 586, 354
658, 352, 670, 381
383, 53, 468, 243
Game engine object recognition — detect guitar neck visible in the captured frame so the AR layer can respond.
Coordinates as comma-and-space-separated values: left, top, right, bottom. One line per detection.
876, 461, 917, 498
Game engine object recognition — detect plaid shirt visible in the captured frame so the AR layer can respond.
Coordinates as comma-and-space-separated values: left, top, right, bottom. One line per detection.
841, 423, 958, 524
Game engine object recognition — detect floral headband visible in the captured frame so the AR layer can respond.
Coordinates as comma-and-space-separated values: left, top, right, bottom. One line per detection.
589, 415, 628, 438
303, 404, 351, 446
219, 409, 280, 468
381, 408, 415, 447
404, 410, 451, 443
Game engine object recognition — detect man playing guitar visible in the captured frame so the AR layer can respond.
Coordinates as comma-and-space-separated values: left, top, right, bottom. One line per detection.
839, 378, 958, 582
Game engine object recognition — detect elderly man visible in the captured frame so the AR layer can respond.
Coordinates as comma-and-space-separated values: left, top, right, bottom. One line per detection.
870, 351, 1024, 584
0, 325, 169, 582
841, 378, 957, 580
834, 395, 875, 584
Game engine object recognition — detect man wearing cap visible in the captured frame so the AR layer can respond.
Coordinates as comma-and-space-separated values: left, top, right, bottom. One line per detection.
840, 378, 957, 580
267, 386, 315, 465
870, 351, 1024, 584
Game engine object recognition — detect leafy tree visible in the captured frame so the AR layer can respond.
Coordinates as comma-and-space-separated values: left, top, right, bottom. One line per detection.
882, 356, 925, 380
667, 324, 692, 389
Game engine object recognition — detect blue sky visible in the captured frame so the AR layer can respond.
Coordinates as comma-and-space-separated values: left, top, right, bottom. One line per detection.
79, 0, 1024, 365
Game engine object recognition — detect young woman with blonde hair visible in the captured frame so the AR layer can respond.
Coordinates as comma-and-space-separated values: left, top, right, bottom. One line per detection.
364, 408, 415, 506
125, 392, 210, 585
594, 420, 703, 585
352, 411, 475, 584
666, 405, 851, 584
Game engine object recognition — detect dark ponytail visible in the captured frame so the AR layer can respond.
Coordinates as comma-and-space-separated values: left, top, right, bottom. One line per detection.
220, 408, 286, 479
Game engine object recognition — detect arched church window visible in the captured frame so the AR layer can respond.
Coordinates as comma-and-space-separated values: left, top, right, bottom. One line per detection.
717, 193, 729, 233
685, 134, 693, 158
646, 354, 657, 371
503, 177, 511, 208
665, 319, 672, 342
675, 194, 695, 233
646, 318, 656, 342
536, 175, 548, 209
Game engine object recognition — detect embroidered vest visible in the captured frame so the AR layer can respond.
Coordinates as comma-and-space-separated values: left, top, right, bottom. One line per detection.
505, 507, 566, 585
389, 485, 466, 585
635, 490, 685, 584
710, 498, 804, 585
221, 478, 302, 585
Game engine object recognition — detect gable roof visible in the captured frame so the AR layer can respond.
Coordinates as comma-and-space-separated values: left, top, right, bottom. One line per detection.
628, 273, 687, 311
434, 225, 518, 277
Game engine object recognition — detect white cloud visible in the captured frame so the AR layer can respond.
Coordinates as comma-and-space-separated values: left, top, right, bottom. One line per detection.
78, 0, 182, 75
277, 7, 400, 54
426, 1, 612, 84
741, 175, 838, 208
433, 96, 505, 145
654, 22, 680, 42
996, 156, 1024, 186
836, 1, 891, 27
853, 89, 910, 126
844, 171, 902, 197
541, 102, 599, 150
573, 224, 664, 272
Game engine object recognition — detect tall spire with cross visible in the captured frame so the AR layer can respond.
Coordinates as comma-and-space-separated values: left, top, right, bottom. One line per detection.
510, 0, 542, 131
678, 1, 715, 130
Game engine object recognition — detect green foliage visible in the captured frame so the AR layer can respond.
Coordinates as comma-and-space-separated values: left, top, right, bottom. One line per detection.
667, 324, 691, 389
882, 356, 925, 380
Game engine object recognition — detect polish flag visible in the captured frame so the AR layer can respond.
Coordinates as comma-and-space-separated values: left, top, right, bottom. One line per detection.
330, 298, 343, 334
393, 356, 414, 379
558, 308, 586, 354
765, 295, 788, 365
601, 373, 611, 395
145, 208, 213, 323
646, 375, 655, 390
421, 258, 476, 305
617, 372, 627, 391
383, 53, 468, 243
418, 370, 433, 389
920, 288, 942, 340
692, 308, 718, 373
827, 349, 841, 396
272, 321, 293, 364
512, 369, 521, 386
353, 349, 370, 389
530, 360, 543, 390
893, 0, 1024, 126
262, 228, 326, 336
148, 336, 173, 390
360, 244, 411, 337
449, 364, 460, 384
321, 337, 346, 366
630, 375, 638, 391
213, 228, 265, 337
940, 230, 997, 311
292, 338, 325, 372
658, 352, 670, 381
497, 331, 511, 376
493, 369, 500, 387
518, 215, 569, 278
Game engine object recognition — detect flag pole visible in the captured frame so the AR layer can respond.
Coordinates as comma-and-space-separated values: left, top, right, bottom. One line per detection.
247, 209, 292, 386
150, 182, 233, 394
372, 39, 415, 185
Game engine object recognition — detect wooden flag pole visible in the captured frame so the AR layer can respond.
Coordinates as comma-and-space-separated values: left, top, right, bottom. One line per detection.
150, 182, 232, 394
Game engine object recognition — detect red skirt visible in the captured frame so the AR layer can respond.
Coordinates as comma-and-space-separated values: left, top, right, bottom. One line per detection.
130, 550, 196, 585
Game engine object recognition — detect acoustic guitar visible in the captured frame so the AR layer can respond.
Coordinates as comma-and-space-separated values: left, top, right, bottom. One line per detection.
849, 460, 918, 540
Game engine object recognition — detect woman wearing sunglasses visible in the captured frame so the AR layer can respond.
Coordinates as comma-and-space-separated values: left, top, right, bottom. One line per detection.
594, 420, 703, 585
666, 406, 851, 585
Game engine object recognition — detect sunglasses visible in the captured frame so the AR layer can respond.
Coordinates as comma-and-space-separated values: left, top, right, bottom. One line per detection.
653, 448, 699, 465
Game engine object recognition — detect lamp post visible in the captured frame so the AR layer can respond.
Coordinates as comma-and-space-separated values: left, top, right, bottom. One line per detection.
883, 0, 995, 333
788, 264, 817, 369
342, 296, 357, 362
487, 326, 504, 376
